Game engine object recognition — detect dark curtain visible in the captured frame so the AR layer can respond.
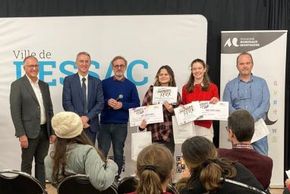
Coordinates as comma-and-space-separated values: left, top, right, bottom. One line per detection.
0, 0, 289, 173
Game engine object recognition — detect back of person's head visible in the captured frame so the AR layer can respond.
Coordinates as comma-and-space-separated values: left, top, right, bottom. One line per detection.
52, 111, 83, 139
136, 144, 174, 194
181, 136, 236, 192
228, 109, 255, 142
50, 112, 103, 183
51, 111, 94, 147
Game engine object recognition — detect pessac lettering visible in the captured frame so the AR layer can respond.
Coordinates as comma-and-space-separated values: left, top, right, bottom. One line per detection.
13, 59, 149, 87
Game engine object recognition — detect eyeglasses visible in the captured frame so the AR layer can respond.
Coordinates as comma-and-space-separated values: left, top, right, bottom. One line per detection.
26, 65, 39, 69
113, 64, 125, 69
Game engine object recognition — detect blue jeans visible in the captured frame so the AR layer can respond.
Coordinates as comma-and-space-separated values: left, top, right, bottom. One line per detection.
98, 123, 127, 175
252, 136, 268, 156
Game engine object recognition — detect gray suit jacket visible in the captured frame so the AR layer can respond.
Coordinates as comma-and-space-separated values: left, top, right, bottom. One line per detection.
10, 75, 54, 139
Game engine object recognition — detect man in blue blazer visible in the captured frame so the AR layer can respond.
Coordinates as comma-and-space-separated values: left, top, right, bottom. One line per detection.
62, 52, 104, 144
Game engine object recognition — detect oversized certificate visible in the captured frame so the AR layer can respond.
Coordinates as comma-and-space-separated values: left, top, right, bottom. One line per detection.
129, 104, 164, 127
197, 101, 229, 121
152, 86, 178, 104
172, 116, 196, 144
174, 101, 202, 125
251, 118, 270, 143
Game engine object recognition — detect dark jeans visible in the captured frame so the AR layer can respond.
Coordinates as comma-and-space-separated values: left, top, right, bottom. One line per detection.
21, 124, 49, 187
98, 123, 127, 175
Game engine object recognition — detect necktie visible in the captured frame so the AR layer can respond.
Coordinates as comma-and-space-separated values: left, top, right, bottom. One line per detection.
82, 77, 88, 114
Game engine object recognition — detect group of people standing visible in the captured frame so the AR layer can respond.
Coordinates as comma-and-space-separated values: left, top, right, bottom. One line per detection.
139, 58, 219, 154
10, 52, 140, 187
62, 53, 140, 177
9, 51, 271, 192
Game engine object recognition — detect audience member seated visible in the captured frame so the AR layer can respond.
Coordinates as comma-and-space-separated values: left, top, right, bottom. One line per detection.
176, 136, 265, 194
284, 179, 290, 194
45, 111, 118, 191
117, 176, 138, 194
218, 109, 273, 189
127, 144, 174, 194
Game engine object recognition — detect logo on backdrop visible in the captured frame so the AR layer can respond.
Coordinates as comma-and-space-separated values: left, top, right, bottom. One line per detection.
221, 32, 286, 53
12, 49, 149, 87
224, 37, 239, 47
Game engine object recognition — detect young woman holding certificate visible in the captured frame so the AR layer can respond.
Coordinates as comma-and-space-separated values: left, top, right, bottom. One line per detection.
182, 59, 219, 141
139, 65, 181, 154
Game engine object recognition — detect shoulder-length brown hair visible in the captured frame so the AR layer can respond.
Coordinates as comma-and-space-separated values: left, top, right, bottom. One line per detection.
180, 136, 236, 192
153, 65, 176, 87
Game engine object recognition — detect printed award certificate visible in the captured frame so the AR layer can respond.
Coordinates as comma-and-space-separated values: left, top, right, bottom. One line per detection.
129, 104, 164, 127
152, 86, 178, 104
197, 101, 229, 121
174, 101, 202, 125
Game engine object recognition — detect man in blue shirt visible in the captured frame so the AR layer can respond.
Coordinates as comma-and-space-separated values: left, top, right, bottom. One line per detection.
223, 52, 270, 155
99, 56, 140, 177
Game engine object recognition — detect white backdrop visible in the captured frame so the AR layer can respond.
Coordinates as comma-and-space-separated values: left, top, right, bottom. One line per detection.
0, 15, 208, 172
219, 30, 287, 187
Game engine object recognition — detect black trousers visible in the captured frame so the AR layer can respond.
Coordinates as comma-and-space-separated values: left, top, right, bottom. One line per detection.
21, 124, 49, 187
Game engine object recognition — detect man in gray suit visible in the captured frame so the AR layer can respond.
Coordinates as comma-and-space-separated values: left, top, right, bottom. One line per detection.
10, 56, 56, 187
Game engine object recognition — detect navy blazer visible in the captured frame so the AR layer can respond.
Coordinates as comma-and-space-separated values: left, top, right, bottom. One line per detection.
62, 73, 104, 133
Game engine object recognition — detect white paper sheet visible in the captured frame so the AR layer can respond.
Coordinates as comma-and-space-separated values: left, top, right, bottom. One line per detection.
131, 131, 152, 161
174, 101, 202, 125
129, 104, 164, 127
172, 116, 196, 144
152, 86, 178, 104
197, 101, 229, 121
251, 118, 270, 143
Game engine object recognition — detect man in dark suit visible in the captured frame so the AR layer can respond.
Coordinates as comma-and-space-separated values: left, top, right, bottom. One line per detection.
10, 56, 56, 187
62, 52, 104, 144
